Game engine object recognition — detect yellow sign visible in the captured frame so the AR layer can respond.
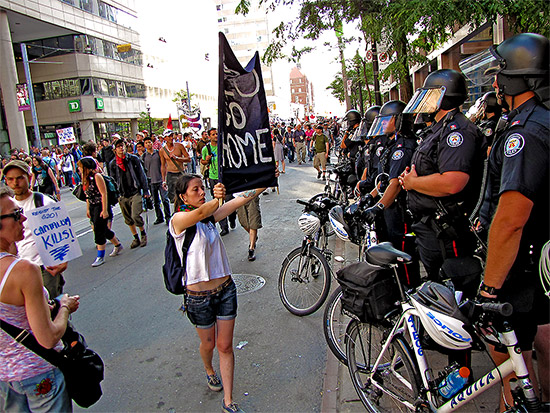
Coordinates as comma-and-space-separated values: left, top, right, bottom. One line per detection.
117, 44, 132, 53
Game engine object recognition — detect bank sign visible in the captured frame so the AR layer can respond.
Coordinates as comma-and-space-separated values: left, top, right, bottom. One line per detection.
95, 97, 104, 110
68, 99, 81, 113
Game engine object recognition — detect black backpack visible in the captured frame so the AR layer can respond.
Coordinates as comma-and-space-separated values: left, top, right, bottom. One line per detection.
162, 217, 214, 295
102, 175, 119, 206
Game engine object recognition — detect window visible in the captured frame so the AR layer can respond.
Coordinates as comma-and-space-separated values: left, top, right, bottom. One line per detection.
107, 80, 117, 96
80, 78, 92, 95
116, 81, 126, 97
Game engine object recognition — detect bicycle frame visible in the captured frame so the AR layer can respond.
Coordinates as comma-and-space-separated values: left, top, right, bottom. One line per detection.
367, 300, 537, 412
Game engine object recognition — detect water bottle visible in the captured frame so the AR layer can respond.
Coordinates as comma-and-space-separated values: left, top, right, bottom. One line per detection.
439, 366, 470, 398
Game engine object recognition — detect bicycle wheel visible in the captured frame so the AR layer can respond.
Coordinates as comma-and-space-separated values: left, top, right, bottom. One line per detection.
323, 287, 352, 365
346, 321, 421, 412
278, 246, 331, 316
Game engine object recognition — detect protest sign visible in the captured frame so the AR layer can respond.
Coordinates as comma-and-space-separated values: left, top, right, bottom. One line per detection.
218, 32, 277, 193
56, 127, 77, 145
16, 84, 31, 111
26, 202, 82, 267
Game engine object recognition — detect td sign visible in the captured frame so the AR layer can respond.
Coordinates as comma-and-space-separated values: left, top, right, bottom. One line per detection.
68, 99, 81, 113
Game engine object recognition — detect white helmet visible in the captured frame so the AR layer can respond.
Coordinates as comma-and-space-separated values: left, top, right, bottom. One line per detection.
410, 282, 473, 350
298, 212, 321, 235
328, 205, 350, 241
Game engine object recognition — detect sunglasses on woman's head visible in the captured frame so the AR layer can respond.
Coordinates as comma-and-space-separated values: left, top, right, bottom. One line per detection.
0, 208, 24, 222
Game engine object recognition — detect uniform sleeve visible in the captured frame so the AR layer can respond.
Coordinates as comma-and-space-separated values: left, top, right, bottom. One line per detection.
499, 129, 548, 201
388, 147, 412, 180
437, 130, 477, 174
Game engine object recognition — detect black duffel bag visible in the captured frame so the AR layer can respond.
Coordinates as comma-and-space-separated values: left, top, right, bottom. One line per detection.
336, 261, 399, 323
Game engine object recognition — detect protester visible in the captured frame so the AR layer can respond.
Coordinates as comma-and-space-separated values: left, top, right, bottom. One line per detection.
98, 138, 115, 174
108, 138, 150, 249
142, 136, 171, 225
201, 128, 236, 236
196, 131, 211, 187
236, 196, 262, 261
292, 124, 306, 164
170, 174, 267, 413
30, 156, 60, 201
2, 160, 66, 297
60, 147, 76, 189
160, 129, 190, 204
311, 124, 329, 180
272, 128, 285, 174
284, 125, 295, 163
0, 186, 80, 412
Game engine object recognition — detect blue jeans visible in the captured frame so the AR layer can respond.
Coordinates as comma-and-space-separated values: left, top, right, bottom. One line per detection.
186, 278, 238, 329
0, 368, 72, 412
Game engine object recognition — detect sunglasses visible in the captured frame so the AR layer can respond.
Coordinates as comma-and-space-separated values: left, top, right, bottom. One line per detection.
0, 208, 24, 222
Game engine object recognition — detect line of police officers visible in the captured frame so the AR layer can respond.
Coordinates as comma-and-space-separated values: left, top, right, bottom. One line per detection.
342, 33, 549, 407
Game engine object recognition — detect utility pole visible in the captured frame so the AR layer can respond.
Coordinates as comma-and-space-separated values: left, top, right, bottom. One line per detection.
335, 17, 351, 111
21, 43, 41, 149
371, 40, 382, 106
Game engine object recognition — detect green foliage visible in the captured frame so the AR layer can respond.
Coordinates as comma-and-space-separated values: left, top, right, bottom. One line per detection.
327, 51, 375, 108
138, 111, 165, 136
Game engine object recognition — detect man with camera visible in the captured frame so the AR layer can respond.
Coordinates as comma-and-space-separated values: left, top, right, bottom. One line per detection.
142, 136, 171, 225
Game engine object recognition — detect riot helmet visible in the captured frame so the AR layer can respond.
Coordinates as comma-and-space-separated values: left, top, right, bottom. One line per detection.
459, 33, 549, 99
352, 105, 381, 141
342, 109, 362, 132
480, 91, 502, 118
404, 69, 468, 115
367, 100, 406, 137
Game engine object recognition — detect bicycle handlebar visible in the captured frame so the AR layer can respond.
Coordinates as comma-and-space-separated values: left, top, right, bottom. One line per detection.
479, 301, 513, 317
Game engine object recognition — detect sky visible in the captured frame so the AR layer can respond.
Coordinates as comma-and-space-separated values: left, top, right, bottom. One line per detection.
136, 0, 360, 119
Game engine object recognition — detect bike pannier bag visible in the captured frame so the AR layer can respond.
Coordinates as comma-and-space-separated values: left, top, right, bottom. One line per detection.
336, 261, 398, 323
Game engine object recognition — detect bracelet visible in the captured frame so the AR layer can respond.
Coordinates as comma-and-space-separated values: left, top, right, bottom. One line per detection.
479, 282, 500, 296
60, 304, 71, 313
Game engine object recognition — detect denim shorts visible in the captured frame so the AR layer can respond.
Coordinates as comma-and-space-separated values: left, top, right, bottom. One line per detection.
186, 278, 237, 329
0, 368, 72, 412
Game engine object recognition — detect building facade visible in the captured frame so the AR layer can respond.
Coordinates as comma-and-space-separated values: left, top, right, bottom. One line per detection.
215, 0, 274, 97
0, 0, 145, 154
290, 66, 314, 116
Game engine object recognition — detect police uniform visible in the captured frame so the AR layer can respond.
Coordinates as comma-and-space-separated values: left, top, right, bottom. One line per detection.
480, 98, 549, 349
407, 109, 485, 280
378, 133, 420, 286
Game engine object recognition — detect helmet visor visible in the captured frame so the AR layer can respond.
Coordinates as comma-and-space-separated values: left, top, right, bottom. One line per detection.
459, 47, 502, 86
351, 119, 371, 141
403, 87, 445, 114
367, 115, 393, 137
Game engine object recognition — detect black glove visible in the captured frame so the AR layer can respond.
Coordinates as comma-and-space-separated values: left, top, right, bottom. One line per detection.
358, 194, 374, 208
363, 203, 384, 224
358, 180, 371, 196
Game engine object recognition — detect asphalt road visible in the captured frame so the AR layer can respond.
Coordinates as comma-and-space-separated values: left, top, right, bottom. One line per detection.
60, 161, 333, 413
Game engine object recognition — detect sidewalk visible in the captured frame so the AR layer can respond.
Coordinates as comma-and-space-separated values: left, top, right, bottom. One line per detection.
320, 239, 502, 412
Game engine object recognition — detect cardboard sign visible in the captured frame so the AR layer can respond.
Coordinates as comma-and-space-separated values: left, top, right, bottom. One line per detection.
27, 202, 82, 267
218, 32, 277, 193
16, 84, 31, 111
56, 127, 77, 145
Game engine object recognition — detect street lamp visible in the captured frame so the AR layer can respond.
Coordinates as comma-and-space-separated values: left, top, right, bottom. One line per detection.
146, 103, 152, 135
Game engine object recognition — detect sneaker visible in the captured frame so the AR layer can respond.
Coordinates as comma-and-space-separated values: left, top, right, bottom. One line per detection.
153, 218, 164, 225
109, 244, 123, 257
322, 173, 326, 180
222, 401, 244, 413
140, 235, 147, 247
317, 171, 322, 179
130, 238, 140, 249
248, 249, 256, 262
206, 373, 223, 392
91, 256, 104, 267
230, 220, 236, 230
220, 229, 229, 236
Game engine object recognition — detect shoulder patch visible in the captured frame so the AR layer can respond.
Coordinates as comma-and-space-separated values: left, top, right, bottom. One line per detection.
376, 147, 384, 157
483, 128, 493, 137
447, 132, 463, 148
392, 150, 404, 161
504, 133, 524, 157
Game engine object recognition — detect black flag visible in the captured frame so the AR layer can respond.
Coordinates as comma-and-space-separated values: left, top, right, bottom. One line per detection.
218, 32, 277, 193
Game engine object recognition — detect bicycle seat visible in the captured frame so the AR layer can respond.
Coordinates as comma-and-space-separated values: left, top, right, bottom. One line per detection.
366, 242, 412, 266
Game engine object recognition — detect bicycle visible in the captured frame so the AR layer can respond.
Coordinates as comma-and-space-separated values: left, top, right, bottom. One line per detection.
322, 197, 378, 365
278, 194, 339, 316
344, 242, 543, 412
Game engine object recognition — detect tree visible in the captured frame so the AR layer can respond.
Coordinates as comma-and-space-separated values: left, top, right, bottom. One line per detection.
238, 0, 550, 103
171, 89, 200, 111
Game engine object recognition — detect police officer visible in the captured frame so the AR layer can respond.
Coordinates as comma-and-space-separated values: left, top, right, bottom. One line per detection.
399, 69, 486, 280
361, 100, 420, 286
340, 109, 362, 157
463, 33, 549, 405
354, 105, 381, 184
475, 91, 502, 154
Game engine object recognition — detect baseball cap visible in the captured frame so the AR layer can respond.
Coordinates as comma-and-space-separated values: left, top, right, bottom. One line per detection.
112, 133, 121, 139
162, 129, 174, 137
142, 130, 149, 134
3, 159, 31, 176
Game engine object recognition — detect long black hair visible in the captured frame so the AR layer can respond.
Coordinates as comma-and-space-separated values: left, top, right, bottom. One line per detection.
173, 173, 203, 211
